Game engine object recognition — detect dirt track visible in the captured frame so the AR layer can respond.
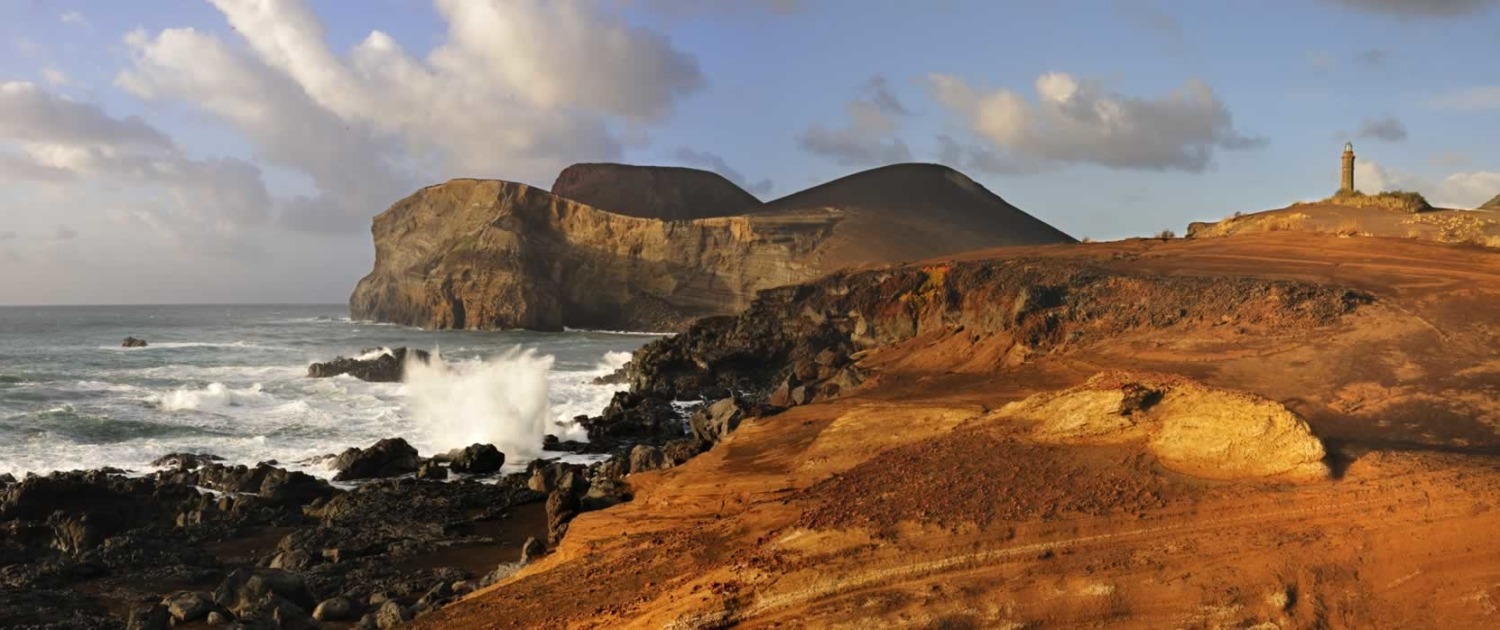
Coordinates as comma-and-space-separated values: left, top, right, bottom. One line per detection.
417, 233, 1500, 628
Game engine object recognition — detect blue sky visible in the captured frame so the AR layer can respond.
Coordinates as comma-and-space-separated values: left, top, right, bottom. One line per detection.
1, 0, 1498, 304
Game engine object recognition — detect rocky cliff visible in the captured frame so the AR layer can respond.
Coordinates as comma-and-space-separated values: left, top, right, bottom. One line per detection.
350, 163, 1076, 331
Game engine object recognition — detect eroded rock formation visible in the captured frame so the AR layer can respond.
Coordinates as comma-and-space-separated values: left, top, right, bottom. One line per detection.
350, 163, 1075, 332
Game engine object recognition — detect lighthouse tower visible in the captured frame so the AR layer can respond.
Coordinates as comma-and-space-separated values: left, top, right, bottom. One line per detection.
1341, 142, 1356, 193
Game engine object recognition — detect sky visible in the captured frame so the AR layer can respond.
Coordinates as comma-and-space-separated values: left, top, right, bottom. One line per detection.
1, 0, 1498, 305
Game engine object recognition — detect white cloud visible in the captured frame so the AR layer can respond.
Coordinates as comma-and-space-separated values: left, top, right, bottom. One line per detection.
60, 11, 86, 25
114, 0, 705, 232
0, 82, 170, 149
1428, 86, 1500, 111
798, 75, 914, 167
673, 147, 773, 196
927, 71, 1265, 172
41, 67, 69, 87
1356, 159, 1500, 208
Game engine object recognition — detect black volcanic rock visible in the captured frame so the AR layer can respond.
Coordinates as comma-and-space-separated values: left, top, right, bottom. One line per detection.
307, 347, 430, 382
332, 438, 422, 481
122, 336, 148, 348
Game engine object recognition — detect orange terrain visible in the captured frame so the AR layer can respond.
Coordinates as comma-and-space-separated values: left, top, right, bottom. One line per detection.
419, 232, 1500, 628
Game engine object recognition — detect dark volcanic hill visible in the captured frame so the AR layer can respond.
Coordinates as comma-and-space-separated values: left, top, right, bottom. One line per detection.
350, 163, 1076, 332
1482, 194, 1500, 210
551, 163, 761, 221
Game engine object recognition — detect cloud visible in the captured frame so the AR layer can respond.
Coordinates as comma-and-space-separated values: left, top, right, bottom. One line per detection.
1356, 159, 1500, 208
1307, 51, 1338, 72
1331, 0, 1497, 17
1356, 114, 1407, 142
60, 11, 86, 25
0, 230, 15, 241
672, 147, 773, 196
1428, 86, 1500, 111
52, 226, 77, 241
114, 0, 706, 233
798, 75, 914, 167
927, 72, 1265, 172
0, 82, 170, 149
42, 67, 68, 87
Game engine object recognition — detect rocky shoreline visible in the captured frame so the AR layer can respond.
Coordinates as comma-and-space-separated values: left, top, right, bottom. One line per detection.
2, 253, 1370, 629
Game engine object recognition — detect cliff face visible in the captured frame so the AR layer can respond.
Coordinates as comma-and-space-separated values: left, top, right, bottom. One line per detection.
1482, 194, 1500, 210
551, 163, 760, 221
350, 179, 841, 331
351, 163, 1077, 332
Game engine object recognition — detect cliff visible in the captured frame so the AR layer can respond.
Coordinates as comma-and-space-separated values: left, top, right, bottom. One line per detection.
350, 163, 1076, 331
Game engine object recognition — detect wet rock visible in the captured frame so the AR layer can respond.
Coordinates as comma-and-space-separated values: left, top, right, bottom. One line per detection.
689, 397, 745, 445
542, 434, 590, 453
520, 536, 546, 563
579, 391, 683, 442
307, 347, 431, 382
150, 452, 224, 470
415, 461, 448, 480
313, 596, 359, 622
333, 438, 422, 481
163, 590, 213, 622
206, 610, 228, 625
446, 443, 504, 475
122, 336, 148, 348
628, 444, 667, 474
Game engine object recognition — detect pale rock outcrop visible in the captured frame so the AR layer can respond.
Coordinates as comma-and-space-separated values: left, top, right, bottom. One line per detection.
1000, 372, 1329, 481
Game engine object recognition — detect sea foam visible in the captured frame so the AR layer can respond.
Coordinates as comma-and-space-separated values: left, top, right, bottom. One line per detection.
404, 347, 563, 460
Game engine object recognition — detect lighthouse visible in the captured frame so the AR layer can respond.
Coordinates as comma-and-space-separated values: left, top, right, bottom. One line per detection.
1341, 142, 1356, 193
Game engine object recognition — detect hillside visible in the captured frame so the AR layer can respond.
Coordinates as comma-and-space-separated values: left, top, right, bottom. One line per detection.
1187, 202, 1500, 248
417, 232, 1500, 628
550, 163, 761, 221
350, 163, 1076, 331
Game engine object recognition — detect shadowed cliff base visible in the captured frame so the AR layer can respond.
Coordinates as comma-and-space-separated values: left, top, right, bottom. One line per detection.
350, 163, 1075, 332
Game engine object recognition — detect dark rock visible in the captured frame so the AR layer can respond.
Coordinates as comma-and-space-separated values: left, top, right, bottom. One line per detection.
414, 580, 453, 611
122, 336, 148, 348
581, 478, 631, 512
446, 443, 504, 475
313, 596, 359, 622
628, 444, 668, 474
163, 590, 213, 622
125, 603, 170, 630
213, 568, 317, 617
307, 347, 431, 383
480, 563, 522, 587
332, 438, 422, 481
542, 434, 590, 453
579, 391, 683, 442
415, 461, 448, 480
150, 452, 223, 470
520, 536, 546, 563
546, 489, 580, 547
689, 397, 745, 445
207, 611, 228, 625
661, 438, 708, 465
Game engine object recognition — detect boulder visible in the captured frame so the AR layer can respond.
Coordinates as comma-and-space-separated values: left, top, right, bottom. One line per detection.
628, 445, 668, 474
446, 443, 504, 475
371, 600, 410, 629
125, 604, 170, 630
122, 336, 148, 348
415, 461, 448, 480
313, 596, 359, 622
520, 536, 546, 563
332, 438, 422, 481
163, 590, 212, 622
150, 452, 223, 470
545, 489, 580, 547
212, 568, 317, 618
689, 397, 745, 444
307, 347, 431, 382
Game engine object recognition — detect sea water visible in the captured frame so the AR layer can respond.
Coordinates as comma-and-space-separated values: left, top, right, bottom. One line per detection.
0, 304, 657, 478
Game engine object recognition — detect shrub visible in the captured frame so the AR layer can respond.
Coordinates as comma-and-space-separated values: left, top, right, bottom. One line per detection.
1156, 229, 1176, 240
1327, 189, 1431, 213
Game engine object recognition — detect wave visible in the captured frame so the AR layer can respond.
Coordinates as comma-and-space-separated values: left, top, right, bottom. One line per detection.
404, 347, 559, 460
154, 382, 274, 412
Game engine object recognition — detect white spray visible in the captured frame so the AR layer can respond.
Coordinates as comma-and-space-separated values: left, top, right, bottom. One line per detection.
402, 346, 558, 460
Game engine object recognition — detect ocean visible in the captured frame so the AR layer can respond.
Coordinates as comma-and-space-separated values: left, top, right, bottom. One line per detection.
0, 304, 657, 479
